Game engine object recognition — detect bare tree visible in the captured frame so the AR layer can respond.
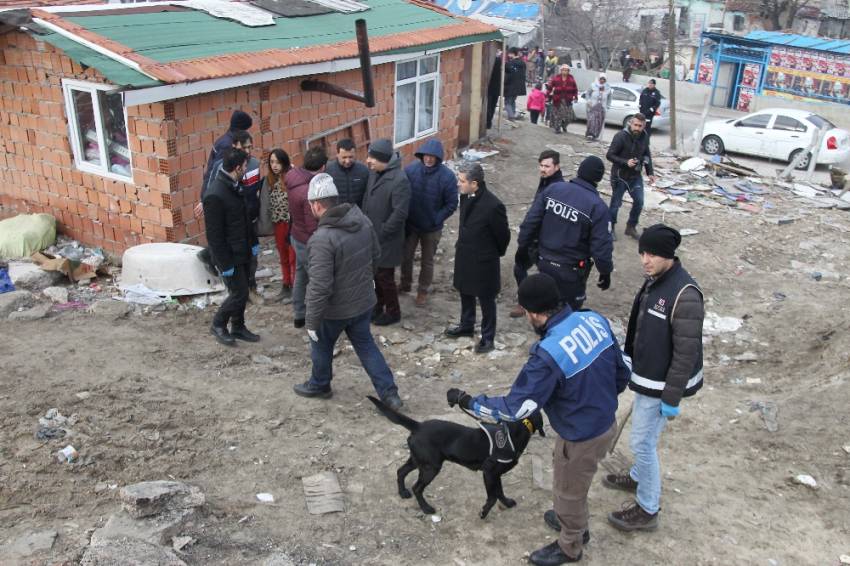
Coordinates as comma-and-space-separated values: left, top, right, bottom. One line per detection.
735, 0, 812, 30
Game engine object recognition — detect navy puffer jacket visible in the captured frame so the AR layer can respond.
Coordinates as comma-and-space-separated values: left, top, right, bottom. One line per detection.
404, 138, 459, 233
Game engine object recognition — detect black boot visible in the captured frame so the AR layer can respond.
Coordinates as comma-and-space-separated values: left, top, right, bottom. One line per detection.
529, 540, 582, 565
210, 325, 235, 346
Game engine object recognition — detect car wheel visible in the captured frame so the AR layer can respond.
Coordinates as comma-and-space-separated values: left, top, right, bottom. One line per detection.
701, 135, 724, 155
622, 115, 633, 129
790, 149, 811, 170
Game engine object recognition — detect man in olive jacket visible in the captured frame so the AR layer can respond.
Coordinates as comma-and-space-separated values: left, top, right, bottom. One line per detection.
293, 174, 403, 410
604, 224, 704, 533
362, 139, 411, 326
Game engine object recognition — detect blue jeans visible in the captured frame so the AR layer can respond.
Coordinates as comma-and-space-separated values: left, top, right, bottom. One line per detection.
628, 393, 668, 515
609, 175, 644, 228
309, 309, 398, 398
505, 96, 517, 118
291, 237, 309, 319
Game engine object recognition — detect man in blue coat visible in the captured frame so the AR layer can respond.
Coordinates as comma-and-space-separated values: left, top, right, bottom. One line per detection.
516, 156, 614, 311
447, 273, 630, 565
401, 139, 458, 307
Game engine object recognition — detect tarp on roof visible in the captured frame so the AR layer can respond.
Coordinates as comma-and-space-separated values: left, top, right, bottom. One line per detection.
436, 0, 538, 41
39, 31, 162, 87
745, 30, 850, 54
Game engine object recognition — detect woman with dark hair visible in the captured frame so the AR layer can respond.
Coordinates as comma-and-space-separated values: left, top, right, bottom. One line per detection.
265, 148, 295, 302
444, 162, 511, 354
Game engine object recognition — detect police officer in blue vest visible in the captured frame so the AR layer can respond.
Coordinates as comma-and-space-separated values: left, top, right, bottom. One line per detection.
515, 156, 613, 311
447, 273, 630, 565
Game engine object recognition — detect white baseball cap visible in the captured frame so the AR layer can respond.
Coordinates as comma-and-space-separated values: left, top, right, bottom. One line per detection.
308, 173, 339, 201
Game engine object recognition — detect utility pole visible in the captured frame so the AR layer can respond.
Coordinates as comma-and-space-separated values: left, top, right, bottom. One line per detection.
668, 0, 677, 151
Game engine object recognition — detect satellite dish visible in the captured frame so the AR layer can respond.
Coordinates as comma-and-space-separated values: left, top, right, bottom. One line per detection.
581, 2, 593, 11
458, 0, 473, 11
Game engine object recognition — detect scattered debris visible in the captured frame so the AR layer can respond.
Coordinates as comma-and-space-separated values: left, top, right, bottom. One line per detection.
8, 303, 51, 321
56, 445, 78, 463
793, 474, 817, 489
303, 471, 345, 515
461, 148, 499, 161
0, 289, 34, 318
0, 529, 58, 559
0, 213, 56, 258
679, 228, 699, 236
704, 313, 744, 334
119, 481, 205, 519
43, 286, 69, 303
256, 493, 275, 503
431, 515, 442, 523
749, 401, 779, 432
171, 536, 194, 552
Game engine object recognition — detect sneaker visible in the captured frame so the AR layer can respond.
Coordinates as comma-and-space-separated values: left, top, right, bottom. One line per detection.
509, 304, 525, 318
373, 312, 401, 326
293, 381, 333, 399
230, 326, 260, 342
210, 325, 235, 346
624, 224, 640, 240
602, 473, 638, 493
414, 291, 428, 308
607, 501, 659, 532
293, 318, 305, 329
542, 510, 590, 544
382, 391, 403, 411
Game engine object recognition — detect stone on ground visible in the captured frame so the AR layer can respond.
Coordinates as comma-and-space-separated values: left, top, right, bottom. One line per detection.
0, 290, 34, 318
1, 529, 57, 558
119, 481, 204, 519
8, 303, 51, 321
81, 537, 186, 566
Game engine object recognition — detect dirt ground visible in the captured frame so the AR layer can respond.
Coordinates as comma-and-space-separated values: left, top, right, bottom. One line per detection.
2, 116, 849, 566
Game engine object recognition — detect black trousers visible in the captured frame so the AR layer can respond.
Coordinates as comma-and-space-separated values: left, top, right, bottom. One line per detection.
486, 94, 498, 129
537, 260, 592, 311
460, 293, 497, 342
214, 263, 250, 329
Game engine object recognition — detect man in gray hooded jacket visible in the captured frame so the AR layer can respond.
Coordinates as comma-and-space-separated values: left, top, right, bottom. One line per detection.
293, 174, 403, 410
362, 139, 411, 326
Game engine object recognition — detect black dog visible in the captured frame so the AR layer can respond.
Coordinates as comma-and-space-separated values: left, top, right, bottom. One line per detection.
367, 396, 544, 518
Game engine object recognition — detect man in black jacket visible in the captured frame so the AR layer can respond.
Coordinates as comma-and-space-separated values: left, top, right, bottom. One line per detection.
604, 225, 704, 533
606, 114, 656, 241
504, 47, 527, 121
325, 138, 369, 208
638, 80, 662, 134
203, 148, 260, 346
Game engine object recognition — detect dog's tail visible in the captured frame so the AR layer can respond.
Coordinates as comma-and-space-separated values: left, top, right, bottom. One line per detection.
367, 395, 420, 432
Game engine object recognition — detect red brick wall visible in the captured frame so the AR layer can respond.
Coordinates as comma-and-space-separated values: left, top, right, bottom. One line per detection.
1, 32, 466, 253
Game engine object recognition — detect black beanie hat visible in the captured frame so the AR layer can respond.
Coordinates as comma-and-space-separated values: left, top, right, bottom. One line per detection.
518, 273, 561, 314
230, 110, 253, 130
638, 224, 681, 259
368, 139, 393, 163
577, 155, 605, 185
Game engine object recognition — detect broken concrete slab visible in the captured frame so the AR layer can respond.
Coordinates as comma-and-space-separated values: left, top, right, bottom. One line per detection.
8, 302, 51, 321
262, 553, 297, 566
1, 529, 57, 559
43, 286, 69, 303
7, 261, 64, 290
0, 289, 34, 318
120, 481, 204, 519
90, 508, 195, 547
89, 299, 133, 320
81, 537, 187, 566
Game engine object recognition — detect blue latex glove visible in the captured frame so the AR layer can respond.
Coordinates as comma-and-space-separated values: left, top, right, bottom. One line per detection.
220, 267, 235, 277
660, 402, 680, 419
252, 244, 260, 256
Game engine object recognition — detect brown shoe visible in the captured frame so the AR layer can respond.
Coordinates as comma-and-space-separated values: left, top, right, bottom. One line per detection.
509, 304, 525, 318
624, 224, 640, 240
415, 291, 428, 307
602, 473, 638, 493
608, 501, 658, 532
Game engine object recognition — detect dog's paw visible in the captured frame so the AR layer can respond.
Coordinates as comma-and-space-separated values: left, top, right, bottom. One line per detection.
421, 504, 436, 515
479, 508, 490, 519
500, 497, 517, 508
399, 488, 412, 499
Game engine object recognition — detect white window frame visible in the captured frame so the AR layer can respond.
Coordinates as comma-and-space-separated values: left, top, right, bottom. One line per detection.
62, 78, 134, 182
393, 54, 440, 147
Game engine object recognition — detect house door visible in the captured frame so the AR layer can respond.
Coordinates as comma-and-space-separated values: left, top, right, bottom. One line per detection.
711, 62, 736, 108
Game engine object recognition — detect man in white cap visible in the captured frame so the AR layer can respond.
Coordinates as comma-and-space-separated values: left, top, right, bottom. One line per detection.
293, 173, 403, 410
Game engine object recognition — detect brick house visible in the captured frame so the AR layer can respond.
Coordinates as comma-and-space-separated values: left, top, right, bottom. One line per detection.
0, 0, 502, 254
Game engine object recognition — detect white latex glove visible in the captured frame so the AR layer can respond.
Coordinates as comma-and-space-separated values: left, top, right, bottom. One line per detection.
307, 329, 319, 342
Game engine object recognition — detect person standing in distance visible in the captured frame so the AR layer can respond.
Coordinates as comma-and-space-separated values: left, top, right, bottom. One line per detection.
203, 148, 260, 346
638, 79, 662, 134
605, 224, 704, 533
447, 273, 630, 565
444, 162, 510, 354
504, 47, 528, 121
606, 113, 655, 241
293, 174, 403, 410
516, 156, 614, 312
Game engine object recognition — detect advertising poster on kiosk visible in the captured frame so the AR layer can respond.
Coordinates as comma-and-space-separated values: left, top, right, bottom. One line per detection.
764, 46, 850, 103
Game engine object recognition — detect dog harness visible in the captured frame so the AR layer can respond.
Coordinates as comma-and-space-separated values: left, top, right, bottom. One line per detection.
478, 419, 534, 464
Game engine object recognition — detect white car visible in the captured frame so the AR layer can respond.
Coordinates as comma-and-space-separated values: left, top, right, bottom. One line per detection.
572, 82, 670, 130
697, 108, 850, 169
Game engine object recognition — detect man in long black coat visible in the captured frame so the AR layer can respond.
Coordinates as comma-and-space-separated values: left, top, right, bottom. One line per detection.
445, 162, 511, 354
504, 47, 528, 121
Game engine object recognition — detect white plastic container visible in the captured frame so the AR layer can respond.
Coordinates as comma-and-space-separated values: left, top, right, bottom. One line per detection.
119, 243, 224, 295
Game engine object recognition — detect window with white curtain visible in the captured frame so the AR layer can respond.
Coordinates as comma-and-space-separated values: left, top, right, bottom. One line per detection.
394, 55, 439, 145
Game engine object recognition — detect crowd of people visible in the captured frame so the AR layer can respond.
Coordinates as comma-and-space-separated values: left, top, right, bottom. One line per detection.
197, 97, 704, 564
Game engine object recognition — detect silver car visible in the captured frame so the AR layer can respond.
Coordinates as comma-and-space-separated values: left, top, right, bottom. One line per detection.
572, 82, 670, 130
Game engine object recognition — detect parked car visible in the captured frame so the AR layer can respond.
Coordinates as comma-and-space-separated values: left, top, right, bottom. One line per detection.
696, 108, 850, 169
572, 82, 670, 130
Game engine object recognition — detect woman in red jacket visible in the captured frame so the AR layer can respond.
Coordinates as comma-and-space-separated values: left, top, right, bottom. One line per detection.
547, 65, 579, 134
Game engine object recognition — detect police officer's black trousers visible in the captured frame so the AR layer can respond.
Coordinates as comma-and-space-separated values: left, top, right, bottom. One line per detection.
538, 260, 591, 311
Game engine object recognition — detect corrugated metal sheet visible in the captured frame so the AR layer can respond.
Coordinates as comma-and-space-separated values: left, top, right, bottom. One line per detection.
309, 0, 369, 13
745, 30, 850, 54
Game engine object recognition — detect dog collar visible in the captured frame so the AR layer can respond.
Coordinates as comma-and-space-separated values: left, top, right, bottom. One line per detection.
522, 418, 534, 434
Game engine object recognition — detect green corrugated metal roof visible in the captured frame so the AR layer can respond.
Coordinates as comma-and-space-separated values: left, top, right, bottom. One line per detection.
65, 0, 477, 64
39, 31, 163, 87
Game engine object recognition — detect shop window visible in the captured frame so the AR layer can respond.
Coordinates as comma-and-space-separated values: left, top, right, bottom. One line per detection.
62, 79, 132, 180
394, 55, 439, 145
733, 14, 745, 32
